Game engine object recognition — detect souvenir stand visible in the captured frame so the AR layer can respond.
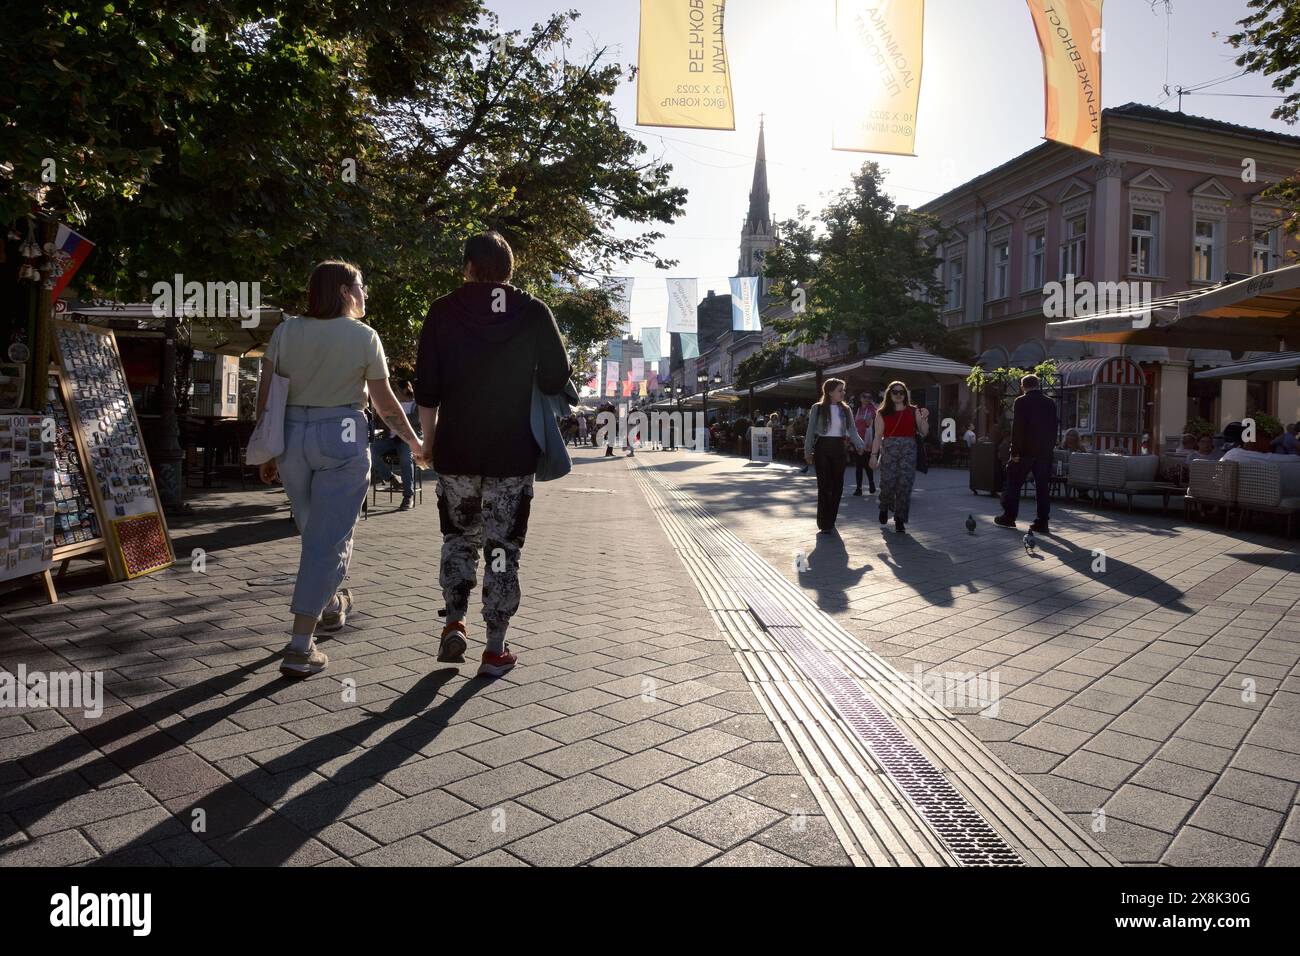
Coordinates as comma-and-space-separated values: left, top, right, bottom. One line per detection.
0, 413, 57, 602
52, 320, 175, 581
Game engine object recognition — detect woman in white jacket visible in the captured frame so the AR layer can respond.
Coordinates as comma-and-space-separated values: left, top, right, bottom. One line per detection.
802, 378, 866, 532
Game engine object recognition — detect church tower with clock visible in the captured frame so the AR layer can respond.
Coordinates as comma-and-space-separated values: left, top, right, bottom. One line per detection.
738, 117, 777, 292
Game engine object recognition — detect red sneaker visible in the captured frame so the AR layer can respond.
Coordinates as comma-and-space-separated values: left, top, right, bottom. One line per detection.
477, 646, 517, 678
437, 621, 468, 663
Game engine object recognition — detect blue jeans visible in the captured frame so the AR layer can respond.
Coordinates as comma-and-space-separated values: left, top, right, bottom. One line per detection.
371, 434, 413, 497
278, 406, 370, 618
1001, 457, 1052, 524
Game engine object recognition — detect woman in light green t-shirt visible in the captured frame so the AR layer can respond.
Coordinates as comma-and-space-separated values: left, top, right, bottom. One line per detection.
254, 260, 424, 678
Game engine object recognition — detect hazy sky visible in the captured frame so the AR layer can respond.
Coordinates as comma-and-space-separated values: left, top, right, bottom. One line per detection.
489, 0, 1295, 331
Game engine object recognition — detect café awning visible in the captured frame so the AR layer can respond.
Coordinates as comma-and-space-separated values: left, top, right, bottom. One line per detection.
1193, 352, 1300, 382
65, 304, 285, 357
1045, 265, 1300, 351
751, 370, 819, 400
825, 347, 974, 384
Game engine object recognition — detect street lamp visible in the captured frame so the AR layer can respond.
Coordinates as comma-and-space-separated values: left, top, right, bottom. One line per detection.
699, 370, 722, 452
663, 384, 677, 450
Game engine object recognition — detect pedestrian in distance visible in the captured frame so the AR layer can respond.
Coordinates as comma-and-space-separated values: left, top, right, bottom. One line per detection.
869, 379, 928, 534
414, 231, 571, 678
804, 377, 865, 533
995, 374, 1058, 534
257, 260, 425, 679
852, 389, 877, 496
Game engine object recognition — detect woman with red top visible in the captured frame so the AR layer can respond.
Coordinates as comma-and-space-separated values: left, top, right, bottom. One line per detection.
869, 380, 929, 534
852, 391, 877, 496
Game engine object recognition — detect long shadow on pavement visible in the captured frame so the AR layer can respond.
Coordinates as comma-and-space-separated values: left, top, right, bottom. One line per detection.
802, 530, 871, 613
97, 668, 487, 866
1035, 533, 1191, 612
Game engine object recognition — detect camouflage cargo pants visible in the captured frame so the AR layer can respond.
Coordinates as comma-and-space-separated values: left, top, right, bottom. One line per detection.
437, 473, 534, 644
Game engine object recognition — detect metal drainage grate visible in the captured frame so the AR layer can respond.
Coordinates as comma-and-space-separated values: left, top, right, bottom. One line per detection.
735, 583, 801, 628
771, 626, 1024, 867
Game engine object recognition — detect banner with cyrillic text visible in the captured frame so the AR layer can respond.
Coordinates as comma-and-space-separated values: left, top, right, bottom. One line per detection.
665, 278, 699, 333
833, 0, 925, 156
729, 276, 760, 332
1026, 0, 1103, 155
637, 0, 735, 130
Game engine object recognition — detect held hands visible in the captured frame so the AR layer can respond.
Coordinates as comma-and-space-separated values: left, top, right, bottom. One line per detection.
259, 460, 278, 485
407, 435, 431, 468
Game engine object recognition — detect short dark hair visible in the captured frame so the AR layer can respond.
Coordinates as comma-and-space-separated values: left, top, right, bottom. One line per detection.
1021, 374, 1040, 390
464, 231, 514, 283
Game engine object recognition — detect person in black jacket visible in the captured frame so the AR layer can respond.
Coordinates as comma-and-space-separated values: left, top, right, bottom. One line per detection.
414, 231, 571, 678
995, 374, 1058, 533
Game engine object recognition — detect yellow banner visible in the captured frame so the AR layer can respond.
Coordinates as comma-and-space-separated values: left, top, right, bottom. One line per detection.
637, 0, 735, 130
1026, 0, 1103, 154
832, 0, 925, 156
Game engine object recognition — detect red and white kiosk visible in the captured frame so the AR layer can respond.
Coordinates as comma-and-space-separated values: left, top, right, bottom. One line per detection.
1056, 356, 1146, 453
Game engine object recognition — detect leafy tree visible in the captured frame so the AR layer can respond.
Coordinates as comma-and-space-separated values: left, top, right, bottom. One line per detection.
761, 163, 964, 362
1228, 0, 1300, 244
1, 3, 685, 368
734, 343, 815, 389
547, 285, 627, 388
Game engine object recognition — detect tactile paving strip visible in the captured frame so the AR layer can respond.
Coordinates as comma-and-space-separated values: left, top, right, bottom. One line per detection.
629, 457, 1118, 868
774, 625, 1023, 866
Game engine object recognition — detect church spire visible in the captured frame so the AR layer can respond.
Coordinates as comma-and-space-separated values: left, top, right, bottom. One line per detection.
745, 116, 770, 234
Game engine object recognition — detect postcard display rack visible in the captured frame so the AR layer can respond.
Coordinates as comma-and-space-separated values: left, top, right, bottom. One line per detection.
0, 414, 57, 602
53, 320, 174, 581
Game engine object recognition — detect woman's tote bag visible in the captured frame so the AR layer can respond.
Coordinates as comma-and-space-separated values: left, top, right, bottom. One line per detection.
245, 319, 292, 465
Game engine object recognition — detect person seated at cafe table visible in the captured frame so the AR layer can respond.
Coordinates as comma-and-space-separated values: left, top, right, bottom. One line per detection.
1187, 435, 1219, 461
1055, 428, 1092, 502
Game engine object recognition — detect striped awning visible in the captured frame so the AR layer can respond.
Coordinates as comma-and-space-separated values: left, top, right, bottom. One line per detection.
1045, 264, 1300, 351
1058, 356, 1144, 388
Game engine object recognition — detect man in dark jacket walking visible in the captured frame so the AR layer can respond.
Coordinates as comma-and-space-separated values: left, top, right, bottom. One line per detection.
415, 232, 571, 677
994, 374, 1058, 534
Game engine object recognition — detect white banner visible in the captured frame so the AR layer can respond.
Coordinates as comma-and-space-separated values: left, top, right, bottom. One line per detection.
730, 276, 760, 332
631, 357, 645, 381
665, 278, 699, 333
609, 277, 634, 336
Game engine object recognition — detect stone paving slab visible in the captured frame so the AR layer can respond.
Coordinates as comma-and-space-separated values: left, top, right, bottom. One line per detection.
641, 450, 1300, 865
0, 448, 846, 867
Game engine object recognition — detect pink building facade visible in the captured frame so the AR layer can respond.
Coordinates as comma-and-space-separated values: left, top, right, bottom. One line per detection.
918, 104, 1300, 443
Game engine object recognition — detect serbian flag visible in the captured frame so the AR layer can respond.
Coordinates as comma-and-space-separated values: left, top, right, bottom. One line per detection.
50, 224, 94, 299
1026, 0, 1103, 155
